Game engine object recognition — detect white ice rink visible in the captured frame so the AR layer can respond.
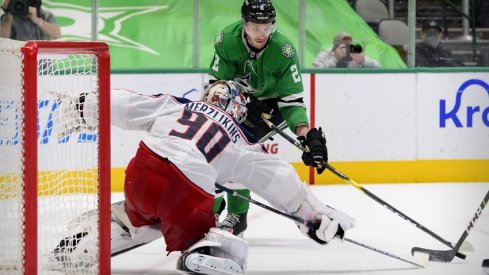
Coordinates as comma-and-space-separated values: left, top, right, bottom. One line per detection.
111, 182, 489, 275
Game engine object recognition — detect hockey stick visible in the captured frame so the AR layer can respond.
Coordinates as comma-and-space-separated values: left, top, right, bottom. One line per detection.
215, 183, 425, 268
411, 190, 489, 262
261, 118, 470, 260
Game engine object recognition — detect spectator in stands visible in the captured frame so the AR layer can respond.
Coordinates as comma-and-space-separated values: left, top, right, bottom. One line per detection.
1, 0, 60, 40
312, 32, 382, 68
415, 20, 463, 67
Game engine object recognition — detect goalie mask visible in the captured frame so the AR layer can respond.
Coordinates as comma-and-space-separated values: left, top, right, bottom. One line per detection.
202, 80, 248, 123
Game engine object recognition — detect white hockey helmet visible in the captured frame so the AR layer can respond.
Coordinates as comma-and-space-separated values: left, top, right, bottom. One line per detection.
202, 80, 248, 123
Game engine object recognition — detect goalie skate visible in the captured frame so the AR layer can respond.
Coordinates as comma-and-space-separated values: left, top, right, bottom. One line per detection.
176, 228, 247, 275
182, 253, 244, 275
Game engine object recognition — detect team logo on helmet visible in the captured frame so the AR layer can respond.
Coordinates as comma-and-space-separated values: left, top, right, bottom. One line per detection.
215, 32, 224, 46
241, 0, 276, 24
281, 44, 295, 58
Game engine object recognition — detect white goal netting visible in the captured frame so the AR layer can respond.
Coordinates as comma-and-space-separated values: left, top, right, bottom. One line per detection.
0, 39, 109, 275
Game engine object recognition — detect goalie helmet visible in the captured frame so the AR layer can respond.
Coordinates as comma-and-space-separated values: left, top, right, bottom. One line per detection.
202, 80, 248, 123
241, 0, 276, 24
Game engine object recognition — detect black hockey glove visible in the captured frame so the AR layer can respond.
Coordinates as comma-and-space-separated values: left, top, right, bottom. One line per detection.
297, 127, 328, 174
244, 93, 274, 130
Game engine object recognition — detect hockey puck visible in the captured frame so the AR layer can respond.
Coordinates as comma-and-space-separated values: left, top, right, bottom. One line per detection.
412, 252, 429, 267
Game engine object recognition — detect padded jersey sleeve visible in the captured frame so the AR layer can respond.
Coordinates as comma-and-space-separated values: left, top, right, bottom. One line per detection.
208, 28, 242, 80
268, 39, 308, 132
109, 89, 181, 131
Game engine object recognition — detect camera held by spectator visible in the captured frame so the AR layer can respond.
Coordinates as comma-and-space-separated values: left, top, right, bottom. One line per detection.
349, 43, 363, 54
1, 0, 60, 40
337, 43, 364, 65
6, 0, 41, 17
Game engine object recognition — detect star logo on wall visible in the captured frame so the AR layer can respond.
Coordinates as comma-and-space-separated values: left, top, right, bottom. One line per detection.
44, 0, 167, 55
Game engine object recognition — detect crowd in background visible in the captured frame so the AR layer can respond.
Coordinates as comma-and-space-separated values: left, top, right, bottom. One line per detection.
1, 0, 487, 68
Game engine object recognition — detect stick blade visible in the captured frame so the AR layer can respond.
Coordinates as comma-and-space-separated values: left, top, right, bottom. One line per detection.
411, 247, 457, 262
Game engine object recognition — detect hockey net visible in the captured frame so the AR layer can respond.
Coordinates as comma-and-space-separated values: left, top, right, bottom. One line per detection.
0, 39, 110, 274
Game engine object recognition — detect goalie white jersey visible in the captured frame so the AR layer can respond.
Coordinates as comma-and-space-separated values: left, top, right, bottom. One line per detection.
90, 89, 309, 214
59, 87, 354, 267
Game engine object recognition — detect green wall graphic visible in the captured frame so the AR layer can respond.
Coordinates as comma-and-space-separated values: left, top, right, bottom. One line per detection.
44, 0, 405, 70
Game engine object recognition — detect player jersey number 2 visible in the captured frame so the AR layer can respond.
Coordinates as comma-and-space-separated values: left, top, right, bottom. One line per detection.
169, 109, 231, 162
290, 64, 301, 83
211, 54, 220, 72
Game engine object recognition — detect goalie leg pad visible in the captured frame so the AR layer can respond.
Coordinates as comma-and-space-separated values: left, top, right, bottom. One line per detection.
110, 222, 145, 256
111, 200, 137, 234
111, 201, 162, 255
111, 200, 162, 243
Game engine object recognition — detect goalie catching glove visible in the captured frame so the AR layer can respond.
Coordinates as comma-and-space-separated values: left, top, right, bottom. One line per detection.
298, 127, 328, 174
293, 186, 355, 245
52, 91, 98, 137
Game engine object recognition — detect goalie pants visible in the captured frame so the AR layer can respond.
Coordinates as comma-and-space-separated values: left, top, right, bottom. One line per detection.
124, 142, 215, 252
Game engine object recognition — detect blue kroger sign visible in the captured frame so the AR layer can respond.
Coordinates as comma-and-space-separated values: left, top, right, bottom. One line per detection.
439, 79, 489, 128
0, 99, 97, 145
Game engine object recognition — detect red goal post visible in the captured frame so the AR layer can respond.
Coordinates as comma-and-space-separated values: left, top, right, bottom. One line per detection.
0, 39, 110, 275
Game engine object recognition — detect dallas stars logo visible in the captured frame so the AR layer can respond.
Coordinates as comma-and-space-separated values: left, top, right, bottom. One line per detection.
281, 43, 295, 58
234, 74, 253, 93
44, 0, 167, 55
235, 73, 265, 94
215, 32, 224, 47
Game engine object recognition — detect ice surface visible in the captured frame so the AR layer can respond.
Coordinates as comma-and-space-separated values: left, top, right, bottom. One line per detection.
111, 182, 489, 275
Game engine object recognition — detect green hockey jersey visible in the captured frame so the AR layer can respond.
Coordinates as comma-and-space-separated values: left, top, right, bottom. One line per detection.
209, 21, 308, 133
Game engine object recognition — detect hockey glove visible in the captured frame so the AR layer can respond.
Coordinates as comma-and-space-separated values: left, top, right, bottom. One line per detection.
52, 91, 98, 138
244, 93, 274, 130
294, 187, 355, 245
298, 127, 328, 174
297, 207, 354, 245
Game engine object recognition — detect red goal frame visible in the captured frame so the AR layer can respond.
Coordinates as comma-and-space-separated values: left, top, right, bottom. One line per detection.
21, 41, 111, 275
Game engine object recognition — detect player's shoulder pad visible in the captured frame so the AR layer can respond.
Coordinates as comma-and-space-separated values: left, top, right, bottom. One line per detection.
214, 21, 242, 48
270, 31, 298, 59
172, 96, 192, 104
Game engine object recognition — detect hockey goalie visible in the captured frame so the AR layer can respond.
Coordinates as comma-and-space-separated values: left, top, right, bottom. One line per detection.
52, 80, 355, 274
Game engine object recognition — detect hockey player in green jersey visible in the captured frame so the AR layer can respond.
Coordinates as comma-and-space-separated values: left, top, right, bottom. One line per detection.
209, 0, 328, 237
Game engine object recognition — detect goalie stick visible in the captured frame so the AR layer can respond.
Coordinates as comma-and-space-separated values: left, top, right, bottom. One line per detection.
411, 190, 489, 262
215, 183, 425, 268
261, 118, 470, 260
